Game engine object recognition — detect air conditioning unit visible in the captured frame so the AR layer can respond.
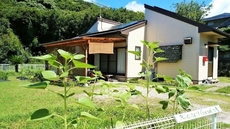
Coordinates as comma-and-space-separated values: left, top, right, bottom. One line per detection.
184, 37, 192, 44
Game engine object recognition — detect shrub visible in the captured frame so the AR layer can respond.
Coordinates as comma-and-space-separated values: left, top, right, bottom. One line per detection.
0, 71, 8, 81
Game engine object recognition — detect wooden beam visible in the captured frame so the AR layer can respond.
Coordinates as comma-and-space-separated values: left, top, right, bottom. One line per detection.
85, 40, 89, 76
42, 36, 126, 48
83, 36, 126, 42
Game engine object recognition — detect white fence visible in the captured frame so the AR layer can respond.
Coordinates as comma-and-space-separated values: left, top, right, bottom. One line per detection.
0, 64, 45, 72
114, 105, 222, 129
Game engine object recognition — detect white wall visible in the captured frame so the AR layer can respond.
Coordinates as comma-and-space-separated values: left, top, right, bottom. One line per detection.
145, 9, 200, 80
87, 21, 118, 33
126, 26, 145, 78
199, 34, 219, 81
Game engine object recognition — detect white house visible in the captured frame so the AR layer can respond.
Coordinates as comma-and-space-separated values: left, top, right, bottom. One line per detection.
42, 5, 229, 84
144, 4, 229, 84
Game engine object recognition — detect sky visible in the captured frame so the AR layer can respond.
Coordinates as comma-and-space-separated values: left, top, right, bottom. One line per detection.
84, 0, 230, 18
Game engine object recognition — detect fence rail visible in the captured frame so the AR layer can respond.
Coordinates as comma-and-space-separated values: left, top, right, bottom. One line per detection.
0, 64, 45, 72
113, 105, 222, 129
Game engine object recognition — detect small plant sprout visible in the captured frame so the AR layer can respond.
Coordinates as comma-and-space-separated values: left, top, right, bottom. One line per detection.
25, 49, 101, 129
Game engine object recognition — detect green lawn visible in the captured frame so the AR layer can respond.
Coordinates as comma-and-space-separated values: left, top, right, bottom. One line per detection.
1, 76, 230, 129
218, 77, 230, 83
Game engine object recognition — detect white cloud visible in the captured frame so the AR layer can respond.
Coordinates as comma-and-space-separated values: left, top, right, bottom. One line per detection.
125, 1, 144, 12
207, 0, 230, 17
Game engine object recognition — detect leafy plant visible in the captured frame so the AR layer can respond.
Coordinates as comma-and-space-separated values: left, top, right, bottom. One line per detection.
129, 41, 166, 119
0, 70, 8, 81
26, 49, 100, 129
9, 55, 25, 72
114, 91, 139, 127
76, 70, 104, 101
156, 69, 193, 114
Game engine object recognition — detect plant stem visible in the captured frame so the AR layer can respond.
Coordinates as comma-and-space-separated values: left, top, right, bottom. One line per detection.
64, 79, 68, 129
146, 51, 151, 119
122, 108, 126, 121
64, 59, 68, 129
90, 78, 96, 101
173, 94, 177, 114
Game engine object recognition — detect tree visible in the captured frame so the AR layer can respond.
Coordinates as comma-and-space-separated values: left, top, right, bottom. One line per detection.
172, 0, 211, 23
0, 0, 144, 61
218, 27, 230, 51
10, 55, 25, 72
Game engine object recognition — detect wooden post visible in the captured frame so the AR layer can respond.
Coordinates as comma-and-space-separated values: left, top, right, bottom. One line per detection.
85, 41, 89, 76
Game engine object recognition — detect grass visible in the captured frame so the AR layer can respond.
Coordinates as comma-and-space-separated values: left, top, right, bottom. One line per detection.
218, 76, 230, 83
1, 76, 230, 128
216, 86, 230, 94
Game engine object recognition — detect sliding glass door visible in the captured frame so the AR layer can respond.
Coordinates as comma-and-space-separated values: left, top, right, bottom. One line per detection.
100, 48, 126, 74
117, 48, 126, 74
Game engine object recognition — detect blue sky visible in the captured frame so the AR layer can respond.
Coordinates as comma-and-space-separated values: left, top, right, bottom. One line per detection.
85, 0, 230, 17
99, 0, 211, 11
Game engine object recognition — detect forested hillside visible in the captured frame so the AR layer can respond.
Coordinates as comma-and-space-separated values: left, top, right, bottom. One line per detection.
0, 0, 144, 63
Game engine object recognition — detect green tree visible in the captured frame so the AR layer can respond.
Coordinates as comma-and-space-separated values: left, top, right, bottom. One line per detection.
173, 0, 211, 23
0, 18, 25, 63
218, 27, 230, 51
0, 0, 144, 61
10, 55, 25, 72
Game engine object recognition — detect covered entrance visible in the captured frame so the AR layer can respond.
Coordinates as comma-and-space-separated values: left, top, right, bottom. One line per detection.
208, 47, 214, 77
42, 36, 126, 76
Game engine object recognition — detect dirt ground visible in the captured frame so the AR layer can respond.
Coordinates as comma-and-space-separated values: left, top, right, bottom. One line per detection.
79, 82, 230, 125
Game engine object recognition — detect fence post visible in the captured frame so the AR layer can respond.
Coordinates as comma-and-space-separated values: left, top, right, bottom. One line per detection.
212, 113, 217, 129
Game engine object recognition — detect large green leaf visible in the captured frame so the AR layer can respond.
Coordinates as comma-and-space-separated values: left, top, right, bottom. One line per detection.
155, 48, 164, 53
42, 71, 59, 81
60, 72, 68, 78
177, 95, 192, 110
155, 85, 168, 93
57, 49, 73, 60
141, 40, 149, 48
168, 89, 176, 99
183, 76, 192, 88
128, 51, 141, 57
119, 92, 131, 105
28, 108, 54, 121
25, 81, 49, 89
155, 57, 167, 62
83, 90, 93, 97
130, 104, 139, 110
75, 76, 94, 83
48, 60, 62, 69
77, 97, 95, 109
149, 42, 159, 50
176, 75, 191, 88
71, 120, 78, 128
163, 75, 173, 82
67, 93, 75, 98
72, 60, 95, 68
73, 54, 85, 60
178, 69, 192, 80
80, 112, 101, 121
31, 54, 56, 61
159, 100, 169, 110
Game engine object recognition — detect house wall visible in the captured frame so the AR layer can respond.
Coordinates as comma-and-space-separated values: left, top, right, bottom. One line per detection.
87, 21, 117, 33
145, 9, 200, 80
126, 26, 145, 78
199, 34, 219, 81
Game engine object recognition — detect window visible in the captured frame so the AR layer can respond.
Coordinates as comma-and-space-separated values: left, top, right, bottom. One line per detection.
100, 48, 126, 74
135, 46, 141, 60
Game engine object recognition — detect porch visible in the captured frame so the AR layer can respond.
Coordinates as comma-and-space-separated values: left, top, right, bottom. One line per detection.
42, 36, 127, 81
